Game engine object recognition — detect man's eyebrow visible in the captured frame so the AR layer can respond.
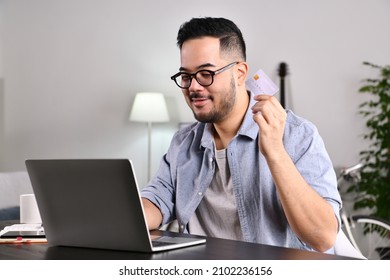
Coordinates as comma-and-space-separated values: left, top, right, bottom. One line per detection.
179, 63, 216, 72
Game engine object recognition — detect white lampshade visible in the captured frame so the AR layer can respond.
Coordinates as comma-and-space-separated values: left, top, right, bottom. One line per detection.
129, 92, 169, 123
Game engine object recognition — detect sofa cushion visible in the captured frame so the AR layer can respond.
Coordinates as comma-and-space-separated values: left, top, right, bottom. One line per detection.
0, 206, 20, 221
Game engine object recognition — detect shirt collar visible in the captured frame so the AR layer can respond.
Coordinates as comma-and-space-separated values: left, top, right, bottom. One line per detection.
237, 91, 259, 140
200, 91, 258, 150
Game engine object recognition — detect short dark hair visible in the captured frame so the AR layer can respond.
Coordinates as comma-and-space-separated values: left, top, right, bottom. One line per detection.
176, 17, 246, 61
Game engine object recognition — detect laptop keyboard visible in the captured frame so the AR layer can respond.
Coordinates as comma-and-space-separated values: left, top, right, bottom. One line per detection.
152, 236, 187, 247
152, 240, 175, 247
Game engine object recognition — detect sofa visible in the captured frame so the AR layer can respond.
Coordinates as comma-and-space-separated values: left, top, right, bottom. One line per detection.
0, 171, 34, 220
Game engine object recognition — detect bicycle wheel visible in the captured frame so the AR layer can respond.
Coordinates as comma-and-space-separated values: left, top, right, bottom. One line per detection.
349, 215, 390, 259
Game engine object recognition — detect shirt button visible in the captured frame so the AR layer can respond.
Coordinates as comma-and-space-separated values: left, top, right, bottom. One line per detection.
198, 192, 203, 196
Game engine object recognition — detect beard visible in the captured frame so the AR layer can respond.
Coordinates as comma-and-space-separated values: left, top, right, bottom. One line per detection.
192, 76, 236, 123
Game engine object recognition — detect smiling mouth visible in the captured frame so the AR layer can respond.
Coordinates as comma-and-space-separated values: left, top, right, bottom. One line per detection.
190, 94, 212, 107
191, 97, 210, 107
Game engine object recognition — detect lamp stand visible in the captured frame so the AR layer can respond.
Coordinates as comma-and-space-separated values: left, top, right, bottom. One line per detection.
147, 121, 152, 181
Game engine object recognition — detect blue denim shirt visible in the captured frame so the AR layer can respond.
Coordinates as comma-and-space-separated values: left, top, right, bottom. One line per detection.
141, 94, 341, 251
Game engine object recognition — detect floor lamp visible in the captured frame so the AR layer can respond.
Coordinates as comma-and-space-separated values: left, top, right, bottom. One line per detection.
129, 92, 169, 181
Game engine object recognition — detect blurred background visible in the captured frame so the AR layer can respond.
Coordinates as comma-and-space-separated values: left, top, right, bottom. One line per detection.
0, 0, 389, 186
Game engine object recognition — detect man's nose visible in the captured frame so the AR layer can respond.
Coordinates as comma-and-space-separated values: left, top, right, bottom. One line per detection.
188, 76, 204, 91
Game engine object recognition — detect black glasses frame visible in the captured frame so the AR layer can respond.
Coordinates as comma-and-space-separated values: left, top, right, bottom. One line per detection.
170, 62, 239, 89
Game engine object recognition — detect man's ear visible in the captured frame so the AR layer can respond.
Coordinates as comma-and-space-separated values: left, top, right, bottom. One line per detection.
236, 62, 248, 86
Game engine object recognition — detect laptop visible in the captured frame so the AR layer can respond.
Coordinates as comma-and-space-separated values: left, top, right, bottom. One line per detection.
25, 159, 206, 252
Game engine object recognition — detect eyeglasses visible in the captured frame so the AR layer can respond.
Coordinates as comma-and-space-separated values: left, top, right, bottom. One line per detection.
170, 62, 239, 89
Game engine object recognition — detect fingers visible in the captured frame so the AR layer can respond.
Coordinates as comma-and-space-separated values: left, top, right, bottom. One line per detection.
252, 108, 267, 127
251, 95, 287, 157
253, 95, 284, 111
251, 95, 285, 124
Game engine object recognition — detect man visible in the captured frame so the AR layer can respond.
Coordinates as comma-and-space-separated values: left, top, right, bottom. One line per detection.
141, 17, 341, 253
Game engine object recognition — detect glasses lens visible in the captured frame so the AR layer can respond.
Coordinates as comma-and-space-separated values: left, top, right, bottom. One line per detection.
178, 73, 191, 88
171, 69, 216, 89
195, 71, 213, 87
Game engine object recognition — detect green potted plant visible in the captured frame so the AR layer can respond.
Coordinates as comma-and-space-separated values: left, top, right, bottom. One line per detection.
348, 62, 390, 221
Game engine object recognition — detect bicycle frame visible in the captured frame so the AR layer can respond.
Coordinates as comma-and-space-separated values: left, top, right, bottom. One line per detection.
337, 163, 390, 259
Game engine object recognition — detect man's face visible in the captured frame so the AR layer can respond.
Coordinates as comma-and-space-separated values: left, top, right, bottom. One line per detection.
179, 37, 237, 123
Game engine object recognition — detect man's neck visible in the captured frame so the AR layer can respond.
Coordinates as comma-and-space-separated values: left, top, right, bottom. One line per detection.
213, 90, 250, 150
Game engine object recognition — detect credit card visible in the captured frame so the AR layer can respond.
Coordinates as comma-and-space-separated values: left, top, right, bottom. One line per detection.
246, 69, 279, 96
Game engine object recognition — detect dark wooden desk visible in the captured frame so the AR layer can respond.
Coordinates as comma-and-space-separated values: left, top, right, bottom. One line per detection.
0, 220, 354, 260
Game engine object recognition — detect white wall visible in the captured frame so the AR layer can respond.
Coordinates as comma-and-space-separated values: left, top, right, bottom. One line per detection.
1, 0, 390, 187
0, 0, 4, 162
